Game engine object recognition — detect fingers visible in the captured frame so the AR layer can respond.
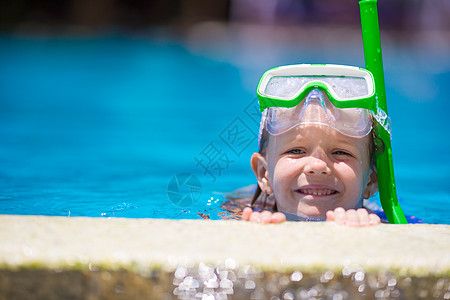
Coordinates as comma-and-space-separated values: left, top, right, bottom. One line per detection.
272, 212, 287, 223
242, 206, 380, 226
260, 211, 273, 223
345, 209, 359, 227
242, 207, 253, 221
331, 207, 346, 225
355, 208, 381, 226
326, 207, 381, 227
325, 210, 335, 221
249, 211, 262, 223
356, 208, 369, 226
369, 212, 381, 225
241, 207, 286, 224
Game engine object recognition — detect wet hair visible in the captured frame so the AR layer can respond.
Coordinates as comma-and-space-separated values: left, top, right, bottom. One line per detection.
250, 123, 380, 211
250, 127, 275, 210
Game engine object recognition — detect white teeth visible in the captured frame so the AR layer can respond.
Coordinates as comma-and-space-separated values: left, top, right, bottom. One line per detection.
299, 189, 335, 196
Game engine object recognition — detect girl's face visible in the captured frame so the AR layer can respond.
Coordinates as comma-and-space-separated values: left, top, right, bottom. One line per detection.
251, 125, 378, 218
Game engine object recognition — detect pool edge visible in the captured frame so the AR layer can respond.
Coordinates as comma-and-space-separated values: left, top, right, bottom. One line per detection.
0, 215, 449, 299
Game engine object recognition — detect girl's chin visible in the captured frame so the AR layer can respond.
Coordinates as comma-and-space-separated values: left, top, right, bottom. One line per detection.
299, 210, 327, 219
295, 204, 334, 219
279, 204, 329, 219
291, 194, 346, 217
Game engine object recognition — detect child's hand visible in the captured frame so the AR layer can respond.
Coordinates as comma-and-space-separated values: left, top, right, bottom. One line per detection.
241, 207, 286, 223
326, 207, 381, 226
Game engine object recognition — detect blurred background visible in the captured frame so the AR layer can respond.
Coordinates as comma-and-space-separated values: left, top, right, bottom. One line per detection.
0, 0, 449, 222
1, 0, 449, 32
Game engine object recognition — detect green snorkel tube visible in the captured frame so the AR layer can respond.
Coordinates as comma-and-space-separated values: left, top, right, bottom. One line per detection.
359, 0, 407, 224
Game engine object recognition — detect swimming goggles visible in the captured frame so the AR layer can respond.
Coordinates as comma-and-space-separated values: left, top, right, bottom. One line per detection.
257, 64, 391, 142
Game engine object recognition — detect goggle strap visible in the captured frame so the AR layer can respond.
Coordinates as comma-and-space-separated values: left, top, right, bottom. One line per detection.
258, 109, 268, 149
371, 105, 392, 140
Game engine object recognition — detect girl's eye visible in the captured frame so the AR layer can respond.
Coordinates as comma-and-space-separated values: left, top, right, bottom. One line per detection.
287, 149, 305, 155
333, 150, 353, 157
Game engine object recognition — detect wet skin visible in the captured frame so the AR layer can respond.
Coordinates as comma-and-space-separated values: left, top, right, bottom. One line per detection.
250, 124, 379, 224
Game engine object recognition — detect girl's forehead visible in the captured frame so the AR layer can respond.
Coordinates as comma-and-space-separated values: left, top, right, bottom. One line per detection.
271, 125, 370, 148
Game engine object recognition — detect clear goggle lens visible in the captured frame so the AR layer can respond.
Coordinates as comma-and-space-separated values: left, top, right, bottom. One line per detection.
264, 89, 372, 138
264, 75, 370, 99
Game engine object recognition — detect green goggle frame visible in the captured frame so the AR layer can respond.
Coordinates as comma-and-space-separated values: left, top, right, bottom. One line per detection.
257, 64, 378, 112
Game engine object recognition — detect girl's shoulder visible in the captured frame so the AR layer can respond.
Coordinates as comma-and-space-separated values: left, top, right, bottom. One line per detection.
221, 184, 276, 218
364, 201, 423, 224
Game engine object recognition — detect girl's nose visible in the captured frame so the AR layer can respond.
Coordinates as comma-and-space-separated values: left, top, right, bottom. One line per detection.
304, 156, 331, 176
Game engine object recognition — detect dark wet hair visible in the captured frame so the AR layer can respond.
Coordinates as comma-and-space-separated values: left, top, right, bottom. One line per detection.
250, 127, 276, 210
250, 124, 380, 211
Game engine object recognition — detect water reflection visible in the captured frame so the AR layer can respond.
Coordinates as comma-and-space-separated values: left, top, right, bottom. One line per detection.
170, 262, 449, 299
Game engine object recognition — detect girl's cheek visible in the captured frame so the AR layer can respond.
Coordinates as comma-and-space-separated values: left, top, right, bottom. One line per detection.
286, 157, 300, 165
274, 158, 302, 181
277, 158, 302, 173
276, 156, 303, 167
334, 162, 360, 180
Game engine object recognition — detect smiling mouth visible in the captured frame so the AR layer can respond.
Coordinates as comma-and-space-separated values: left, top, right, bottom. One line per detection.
296, 188, 338, 196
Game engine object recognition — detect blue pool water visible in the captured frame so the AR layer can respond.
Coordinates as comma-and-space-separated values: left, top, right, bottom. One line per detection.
0, 34, 449, 224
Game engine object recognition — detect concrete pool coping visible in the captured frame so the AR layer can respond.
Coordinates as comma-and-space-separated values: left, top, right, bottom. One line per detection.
0, 215, 449, 299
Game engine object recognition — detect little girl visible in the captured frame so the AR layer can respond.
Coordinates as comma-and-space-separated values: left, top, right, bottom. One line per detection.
242, 64, 383, 226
